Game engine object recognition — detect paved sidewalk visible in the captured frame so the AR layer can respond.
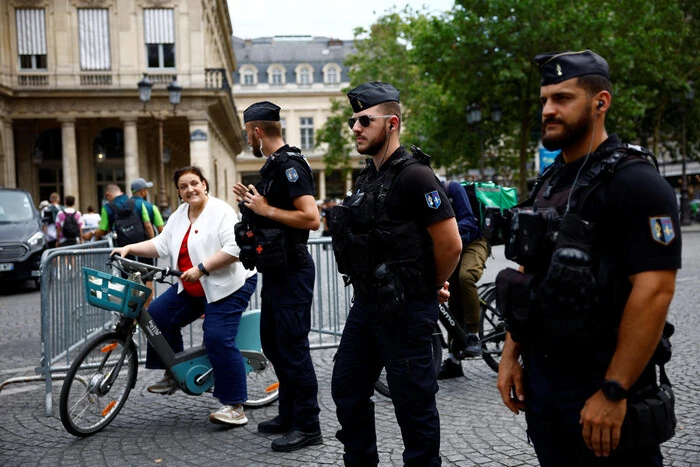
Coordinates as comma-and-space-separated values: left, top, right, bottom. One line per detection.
1, 230, 699, 466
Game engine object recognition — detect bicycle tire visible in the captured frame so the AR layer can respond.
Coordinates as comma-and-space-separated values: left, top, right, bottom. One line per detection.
59, 331, 138, 437
373, 326, 443, 398
242, 357, 279, 408
478, 283, 505, 372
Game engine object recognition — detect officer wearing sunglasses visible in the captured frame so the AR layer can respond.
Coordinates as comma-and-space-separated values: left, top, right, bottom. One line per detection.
330, 81, 462, 466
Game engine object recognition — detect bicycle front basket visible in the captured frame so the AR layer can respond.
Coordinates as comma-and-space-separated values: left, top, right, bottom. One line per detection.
82, 267, 151, 318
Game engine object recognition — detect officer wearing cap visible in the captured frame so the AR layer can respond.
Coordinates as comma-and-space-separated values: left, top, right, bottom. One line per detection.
497, 50, 681, 466
330, 82, 461, 466
232, 101, 322, 452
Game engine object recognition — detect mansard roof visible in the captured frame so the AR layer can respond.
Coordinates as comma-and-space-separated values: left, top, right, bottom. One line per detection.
232, 35, 356, 84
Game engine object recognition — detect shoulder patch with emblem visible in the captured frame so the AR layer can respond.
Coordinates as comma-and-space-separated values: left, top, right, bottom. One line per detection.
649, 216, 675, 245
285, 167, 299, 183
425, 190, 441, 209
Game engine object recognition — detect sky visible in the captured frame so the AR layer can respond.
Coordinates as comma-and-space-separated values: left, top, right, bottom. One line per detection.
227, 0, 455, 40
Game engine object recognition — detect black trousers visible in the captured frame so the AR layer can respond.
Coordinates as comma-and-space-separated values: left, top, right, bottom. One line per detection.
260, 259, 320, 433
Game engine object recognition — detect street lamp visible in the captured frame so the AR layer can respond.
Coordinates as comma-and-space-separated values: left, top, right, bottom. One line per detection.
680, 81, 695, 226
467, 103, 501, 180
137, 73, 181, 213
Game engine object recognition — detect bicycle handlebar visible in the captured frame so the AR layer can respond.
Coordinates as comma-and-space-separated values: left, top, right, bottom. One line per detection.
108, 254, 182, 281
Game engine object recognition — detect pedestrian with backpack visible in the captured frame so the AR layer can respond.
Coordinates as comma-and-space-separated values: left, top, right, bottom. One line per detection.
42, 192, 62, 248
55, 195, 83, 246
90, 184, 154, 249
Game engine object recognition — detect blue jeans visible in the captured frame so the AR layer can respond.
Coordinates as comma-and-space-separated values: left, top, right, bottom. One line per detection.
332, 294, 441, 467
260, 259, 320, 432
145, 275, 257, 405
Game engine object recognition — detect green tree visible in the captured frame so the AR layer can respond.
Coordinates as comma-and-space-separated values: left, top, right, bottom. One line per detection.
318, 0, 698, 198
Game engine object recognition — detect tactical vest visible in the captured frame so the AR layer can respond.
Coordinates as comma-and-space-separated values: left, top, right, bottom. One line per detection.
236, 147, 314, 272
329, 149, 434, 297
512, 144, 658, 351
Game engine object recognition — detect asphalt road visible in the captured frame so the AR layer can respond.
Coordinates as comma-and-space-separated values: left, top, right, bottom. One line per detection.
0, 230, 698, 466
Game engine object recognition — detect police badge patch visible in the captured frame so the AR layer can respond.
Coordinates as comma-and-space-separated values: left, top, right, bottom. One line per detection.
649, 217, 675, 245
425, 191, 441, 209
285, 168, 299, 182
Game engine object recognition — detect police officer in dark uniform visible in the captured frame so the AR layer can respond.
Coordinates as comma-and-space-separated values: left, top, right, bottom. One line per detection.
330, 82, 462, 466
232, 101, 322, 452
496, 50, 681, 466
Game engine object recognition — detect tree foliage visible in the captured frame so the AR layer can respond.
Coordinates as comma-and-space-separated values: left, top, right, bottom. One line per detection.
317, 0, 699, 197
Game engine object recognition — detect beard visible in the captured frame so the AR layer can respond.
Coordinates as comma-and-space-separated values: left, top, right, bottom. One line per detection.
541, 105, 592, 151
356, 127, 389, 156
249, 134, 264, 158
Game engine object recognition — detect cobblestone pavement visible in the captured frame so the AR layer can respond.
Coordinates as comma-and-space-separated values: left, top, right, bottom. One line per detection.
1, 230, 699, 466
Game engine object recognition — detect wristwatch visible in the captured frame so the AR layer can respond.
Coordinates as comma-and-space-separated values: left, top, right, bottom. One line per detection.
197, 263, 209, 276
601, 379, 628, 401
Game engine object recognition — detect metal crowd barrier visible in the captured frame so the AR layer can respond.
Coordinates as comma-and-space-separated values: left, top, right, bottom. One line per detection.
4, 237, 351, 416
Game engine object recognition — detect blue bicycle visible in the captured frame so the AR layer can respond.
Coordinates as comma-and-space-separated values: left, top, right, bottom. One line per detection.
59, 255, 278, 437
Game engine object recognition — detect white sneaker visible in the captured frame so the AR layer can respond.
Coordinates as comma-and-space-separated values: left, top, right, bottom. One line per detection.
146, 370, 178, 395
209, 404, 248, 426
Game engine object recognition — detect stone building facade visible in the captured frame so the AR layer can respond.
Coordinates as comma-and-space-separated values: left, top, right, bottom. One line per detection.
232, 35, 364, 201
0, 0, 244, 212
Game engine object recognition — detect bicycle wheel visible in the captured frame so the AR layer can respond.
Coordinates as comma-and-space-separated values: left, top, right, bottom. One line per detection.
242, 354, 279, 408
478, 283, 506, 372
59, 331, 138, 437
373, 325, 443, 398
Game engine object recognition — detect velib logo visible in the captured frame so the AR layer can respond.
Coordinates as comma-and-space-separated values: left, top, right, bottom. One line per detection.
145, 319, 161, 337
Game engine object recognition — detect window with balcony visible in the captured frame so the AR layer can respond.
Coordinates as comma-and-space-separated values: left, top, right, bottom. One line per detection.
144, 9, 175, 69
323, 63, 341, 85
239, 64, 257, 86
16, 9, 47, 70
78, 9, 111, 71
295, 64, 314, 86
269, 66, 285, 86
300, 118, 314, 149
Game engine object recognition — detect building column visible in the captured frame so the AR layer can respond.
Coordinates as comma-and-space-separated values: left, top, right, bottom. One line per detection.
122, 117, 139, 195
59, 117, 79, 204
345, 171, 353, 194
0, 119, 16, 188
188, 117, 212, 187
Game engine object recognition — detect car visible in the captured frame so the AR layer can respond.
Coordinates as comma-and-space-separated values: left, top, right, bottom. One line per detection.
0, 188, 47, 288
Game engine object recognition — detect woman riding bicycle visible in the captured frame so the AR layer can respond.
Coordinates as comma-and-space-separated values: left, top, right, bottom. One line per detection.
112, 166, 257, 426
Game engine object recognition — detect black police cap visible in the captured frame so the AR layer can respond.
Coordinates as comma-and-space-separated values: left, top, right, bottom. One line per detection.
347, 82, 400, 113
534, 50, 610, 86
243, 101, 281, 123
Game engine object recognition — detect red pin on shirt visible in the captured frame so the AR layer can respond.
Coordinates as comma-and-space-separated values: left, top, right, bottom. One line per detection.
195, 230, 198, 234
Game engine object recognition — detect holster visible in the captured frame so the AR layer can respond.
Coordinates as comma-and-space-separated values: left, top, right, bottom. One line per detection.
619, 383, 676, 449
495, 267, 535, 343
234, 221, 257, 271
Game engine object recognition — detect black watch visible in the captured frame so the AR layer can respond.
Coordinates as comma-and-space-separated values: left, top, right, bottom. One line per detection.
197, 263, 209, 276
601, 379, 628, 401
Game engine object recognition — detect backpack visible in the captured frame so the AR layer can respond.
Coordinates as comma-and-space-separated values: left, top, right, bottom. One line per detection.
61, 210, 80, 238
43, 204, 60, 225
107, 199, 148, 247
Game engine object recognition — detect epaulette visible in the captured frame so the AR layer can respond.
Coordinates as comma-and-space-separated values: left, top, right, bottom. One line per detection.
410, 145, 432, 166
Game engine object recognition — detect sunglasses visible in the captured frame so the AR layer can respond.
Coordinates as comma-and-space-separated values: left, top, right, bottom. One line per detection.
347, 115, 395, 129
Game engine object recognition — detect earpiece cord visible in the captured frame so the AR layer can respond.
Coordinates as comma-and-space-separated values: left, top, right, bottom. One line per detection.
378, 124, 392, 168
564, 113, 597, 216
